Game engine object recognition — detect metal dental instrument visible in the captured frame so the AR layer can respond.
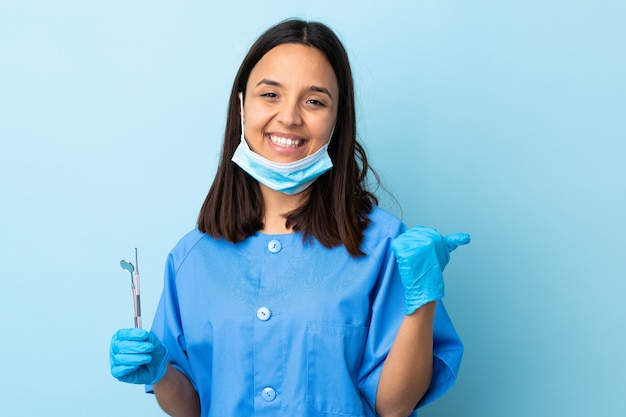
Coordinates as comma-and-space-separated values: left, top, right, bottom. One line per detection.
120, 250, 142, 328
133, 248, 142, 329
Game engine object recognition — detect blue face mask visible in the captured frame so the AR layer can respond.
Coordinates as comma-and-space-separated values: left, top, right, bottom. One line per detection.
231, 94, 334, 195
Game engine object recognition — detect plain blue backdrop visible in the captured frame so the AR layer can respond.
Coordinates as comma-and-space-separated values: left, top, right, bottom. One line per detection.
1, 1, 624, 416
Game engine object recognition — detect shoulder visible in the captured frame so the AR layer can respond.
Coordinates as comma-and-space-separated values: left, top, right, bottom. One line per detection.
365, 206, 407, 240
172, 228, 206, 251
360, 206, 407, 256
167, 228, 209, 268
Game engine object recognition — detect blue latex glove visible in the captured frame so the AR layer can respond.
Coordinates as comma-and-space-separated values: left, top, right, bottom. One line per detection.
391, 227, 470, 314
110, 328, 168, 385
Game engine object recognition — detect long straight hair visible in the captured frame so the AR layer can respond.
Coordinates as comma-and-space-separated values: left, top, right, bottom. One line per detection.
198, 19, 378, 257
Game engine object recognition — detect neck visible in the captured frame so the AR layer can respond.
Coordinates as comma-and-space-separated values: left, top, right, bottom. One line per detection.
260, 184, 308, 234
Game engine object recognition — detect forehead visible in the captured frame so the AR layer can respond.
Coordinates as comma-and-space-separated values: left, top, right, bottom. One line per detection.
247, 43, 339, 93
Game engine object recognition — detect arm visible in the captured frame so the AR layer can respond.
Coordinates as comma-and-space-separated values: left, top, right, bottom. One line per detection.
376, 302, 435, 417
153, 364, 201, 417
375, 227, 469, 417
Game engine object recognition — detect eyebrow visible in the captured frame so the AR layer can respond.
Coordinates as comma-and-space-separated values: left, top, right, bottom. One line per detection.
255, 79, 334, 100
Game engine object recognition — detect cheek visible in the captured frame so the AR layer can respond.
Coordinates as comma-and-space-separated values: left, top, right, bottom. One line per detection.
245, 103, 274, 127
244, 111, 269, 135
313, 117, 336, 142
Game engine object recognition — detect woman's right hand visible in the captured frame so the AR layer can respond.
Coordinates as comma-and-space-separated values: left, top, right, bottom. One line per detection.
110, 328, 168, 385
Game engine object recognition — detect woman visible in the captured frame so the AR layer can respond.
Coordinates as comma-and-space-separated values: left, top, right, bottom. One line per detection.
110, 18, 468, 417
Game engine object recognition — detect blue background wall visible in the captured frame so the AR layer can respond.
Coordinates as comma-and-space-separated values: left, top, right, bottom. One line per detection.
1, 1, 624, 416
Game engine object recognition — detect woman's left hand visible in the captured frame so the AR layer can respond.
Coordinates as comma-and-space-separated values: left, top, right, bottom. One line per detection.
391, 227, 470, 314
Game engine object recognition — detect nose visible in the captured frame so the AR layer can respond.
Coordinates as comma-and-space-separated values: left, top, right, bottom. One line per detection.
276, 99, 302, 126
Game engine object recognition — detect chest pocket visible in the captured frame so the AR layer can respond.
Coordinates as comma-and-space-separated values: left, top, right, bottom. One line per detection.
306, 323, 369, 416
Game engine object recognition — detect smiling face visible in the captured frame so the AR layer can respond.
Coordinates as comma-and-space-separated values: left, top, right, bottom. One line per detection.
241, 43, 339, 163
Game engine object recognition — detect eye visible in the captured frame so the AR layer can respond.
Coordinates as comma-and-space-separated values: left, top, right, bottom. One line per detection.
306, 99, 327, 107
260, 92, 278, 98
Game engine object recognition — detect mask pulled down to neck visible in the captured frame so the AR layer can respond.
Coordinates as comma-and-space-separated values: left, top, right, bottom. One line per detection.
231, 93, 334, 195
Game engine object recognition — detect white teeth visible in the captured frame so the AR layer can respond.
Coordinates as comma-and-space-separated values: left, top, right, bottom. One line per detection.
269, 135, 302, 148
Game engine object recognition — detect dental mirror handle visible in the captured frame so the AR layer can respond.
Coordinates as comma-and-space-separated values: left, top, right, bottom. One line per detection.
135, 292, 142, 329
131, 282, 139, 328
134, 248, 142, 328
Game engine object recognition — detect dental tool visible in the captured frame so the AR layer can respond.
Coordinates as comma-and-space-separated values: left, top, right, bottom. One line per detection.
133, 248, 142, 329
120, 250, 142, 328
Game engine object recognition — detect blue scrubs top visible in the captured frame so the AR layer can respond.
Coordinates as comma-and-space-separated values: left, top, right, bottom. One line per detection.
148, 207, 463, 416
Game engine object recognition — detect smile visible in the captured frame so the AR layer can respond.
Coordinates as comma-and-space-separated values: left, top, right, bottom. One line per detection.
269, 135, 303, 148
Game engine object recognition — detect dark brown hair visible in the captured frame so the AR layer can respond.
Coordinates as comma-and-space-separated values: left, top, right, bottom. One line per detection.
198, 18, 378, 257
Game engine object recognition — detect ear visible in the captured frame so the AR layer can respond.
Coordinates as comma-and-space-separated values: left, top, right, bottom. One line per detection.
238, 92, 244, 118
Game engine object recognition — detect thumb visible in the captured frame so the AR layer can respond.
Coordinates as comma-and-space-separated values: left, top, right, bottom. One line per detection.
445, 233, 471, 252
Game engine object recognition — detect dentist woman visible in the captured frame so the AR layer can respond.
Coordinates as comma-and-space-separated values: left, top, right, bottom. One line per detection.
110, 18, 469, 417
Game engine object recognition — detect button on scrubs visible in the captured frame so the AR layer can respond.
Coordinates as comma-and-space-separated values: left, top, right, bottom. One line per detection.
148, 207, 463, 416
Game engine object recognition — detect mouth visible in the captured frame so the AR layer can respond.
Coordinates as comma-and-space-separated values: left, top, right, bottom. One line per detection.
268, 134, 304, 148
